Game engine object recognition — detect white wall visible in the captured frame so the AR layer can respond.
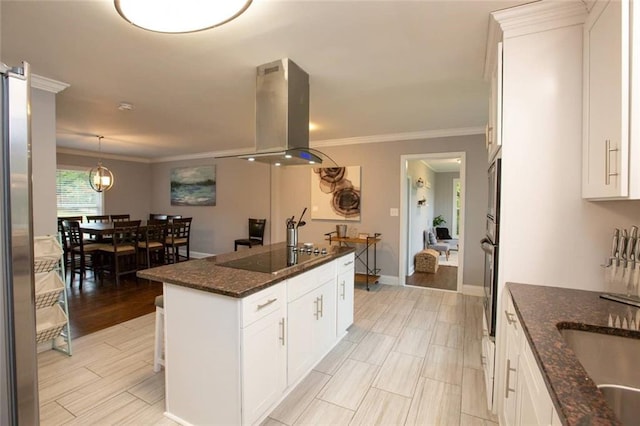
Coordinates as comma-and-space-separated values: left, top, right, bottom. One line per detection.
32, 88, 57, 236
434, 171, 460, 233
407, 160, 434, 266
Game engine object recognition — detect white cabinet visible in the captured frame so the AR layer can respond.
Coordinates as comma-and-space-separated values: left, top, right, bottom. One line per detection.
241, 285, 287, 426
481, 309, 495, 411
163, 256, 350, 426
583, 0, 640, 199
486, 41, 503, 162
287, 261, 337, 387
336, 253, 355, 336
501, 291, 559, 426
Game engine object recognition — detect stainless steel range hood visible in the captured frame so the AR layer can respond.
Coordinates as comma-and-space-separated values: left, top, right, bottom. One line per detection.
237, 58, 322, 166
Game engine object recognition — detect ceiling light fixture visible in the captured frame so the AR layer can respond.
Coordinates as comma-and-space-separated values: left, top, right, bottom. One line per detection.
88, 136, 114, 192
118, 102, 134, 111
114, 0, 253, 34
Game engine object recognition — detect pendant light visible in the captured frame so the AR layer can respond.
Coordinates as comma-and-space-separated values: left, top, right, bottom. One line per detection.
89, 136, 114, 192
114, 0, 253, 34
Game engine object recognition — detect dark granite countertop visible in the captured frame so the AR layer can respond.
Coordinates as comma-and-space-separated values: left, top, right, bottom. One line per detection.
508, 283, 640, 426
137, 242, 354, 298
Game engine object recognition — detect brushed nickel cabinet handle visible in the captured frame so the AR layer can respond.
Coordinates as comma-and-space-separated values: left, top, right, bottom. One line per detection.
340, 280, 346, 299
257, 298, 277, 310
505, 359, 516, 397
314, 298, 319, 320
504, 310, 517, 327
343, 260, 354, 266
279, 318, 285, 346
605, 139, 619, 186
319, 294, 324, 318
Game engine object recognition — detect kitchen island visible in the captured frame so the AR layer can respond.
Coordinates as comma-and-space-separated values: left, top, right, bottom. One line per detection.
138, 243, 355, 426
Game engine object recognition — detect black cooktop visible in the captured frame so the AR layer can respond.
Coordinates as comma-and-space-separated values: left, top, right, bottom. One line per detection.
218, 246, 329, 274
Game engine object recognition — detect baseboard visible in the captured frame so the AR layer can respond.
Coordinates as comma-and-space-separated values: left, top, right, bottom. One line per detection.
462, 284, 484, 297
186, 250, 214, 259
378, 275, 399, 286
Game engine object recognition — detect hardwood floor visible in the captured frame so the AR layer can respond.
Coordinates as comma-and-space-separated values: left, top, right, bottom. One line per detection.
66, 272, 163, 339
39, 284, 496, 425
406, 265, 458, 291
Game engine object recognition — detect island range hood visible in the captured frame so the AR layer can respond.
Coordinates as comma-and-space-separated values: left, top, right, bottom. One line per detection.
237, 58, 322, 166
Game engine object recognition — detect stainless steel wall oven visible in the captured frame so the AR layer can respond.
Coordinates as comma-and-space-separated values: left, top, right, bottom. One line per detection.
481, 157, 501, 338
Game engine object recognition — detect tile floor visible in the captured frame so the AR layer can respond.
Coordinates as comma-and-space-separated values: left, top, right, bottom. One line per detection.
38, 284, 497, 425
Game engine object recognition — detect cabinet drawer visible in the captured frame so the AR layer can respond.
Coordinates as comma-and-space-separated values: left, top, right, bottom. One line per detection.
242, 282, 285, 328
288, 260, 335, 302
337, 253, 355, 275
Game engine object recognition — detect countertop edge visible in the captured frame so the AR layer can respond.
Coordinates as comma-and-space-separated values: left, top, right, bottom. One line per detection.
137, 244, 356, 298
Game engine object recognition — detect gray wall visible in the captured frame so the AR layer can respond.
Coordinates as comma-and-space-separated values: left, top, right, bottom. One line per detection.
272, 134, 487, 286
149, 158, 271, 255
56, 153, 152, 223
32, 88, 57, 236
434, 171, 460, 235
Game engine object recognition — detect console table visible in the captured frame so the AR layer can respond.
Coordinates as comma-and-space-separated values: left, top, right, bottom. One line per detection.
325, 232, 381, 291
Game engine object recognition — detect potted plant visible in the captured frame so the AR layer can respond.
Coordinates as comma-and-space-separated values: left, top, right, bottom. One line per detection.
432, 215, 447, 227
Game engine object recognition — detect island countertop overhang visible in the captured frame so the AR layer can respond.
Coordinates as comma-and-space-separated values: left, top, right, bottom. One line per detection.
137, 242, 355, 298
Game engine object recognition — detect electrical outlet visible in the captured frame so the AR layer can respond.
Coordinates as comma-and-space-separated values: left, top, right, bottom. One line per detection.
390, 208, 399, 217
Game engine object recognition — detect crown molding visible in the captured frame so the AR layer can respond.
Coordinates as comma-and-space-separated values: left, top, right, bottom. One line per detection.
56, 147, 151, 164
491, 1, 587, 39
311, 126, 485, 148
32, 74, 69, 93
150, 147, 254, 163
60, 126, 485, 164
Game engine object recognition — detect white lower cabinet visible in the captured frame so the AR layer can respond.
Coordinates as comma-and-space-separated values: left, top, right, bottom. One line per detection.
288, 263, 337, 387
163, 255, 354, 426
481, 310, 495, 411
501, 291, 559, 426
336, 253, 355, 335
242, 307, 287, 425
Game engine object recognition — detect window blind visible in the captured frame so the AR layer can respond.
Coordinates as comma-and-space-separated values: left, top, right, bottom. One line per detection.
56, 168, 103, 217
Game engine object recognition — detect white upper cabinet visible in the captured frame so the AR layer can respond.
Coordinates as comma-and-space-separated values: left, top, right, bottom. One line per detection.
583, 0, 640, 199
486, 41, 503, 162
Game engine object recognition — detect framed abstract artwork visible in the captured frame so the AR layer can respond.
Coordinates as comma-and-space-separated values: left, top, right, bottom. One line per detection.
311, 166, 361, 221
170, 165, 216, 206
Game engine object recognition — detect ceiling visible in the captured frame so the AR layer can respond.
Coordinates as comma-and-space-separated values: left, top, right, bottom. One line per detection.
1, 0, 530, 161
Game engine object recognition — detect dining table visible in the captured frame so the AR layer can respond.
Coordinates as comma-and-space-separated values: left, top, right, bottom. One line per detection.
80, 221, 148, 239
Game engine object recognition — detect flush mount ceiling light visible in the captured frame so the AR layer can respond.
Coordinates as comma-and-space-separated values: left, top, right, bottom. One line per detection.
114, 0, 253, 33
88, 136, 114, 192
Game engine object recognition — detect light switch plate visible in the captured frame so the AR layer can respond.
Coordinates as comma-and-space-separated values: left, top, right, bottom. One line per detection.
390, 208, 399, 217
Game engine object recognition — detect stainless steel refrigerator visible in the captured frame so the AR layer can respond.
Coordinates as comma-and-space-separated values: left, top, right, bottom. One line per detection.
1, 62, 39, 424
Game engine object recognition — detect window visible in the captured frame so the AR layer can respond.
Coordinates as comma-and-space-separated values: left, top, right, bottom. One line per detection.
452, 178, 461, 238
56, 166, 104, 217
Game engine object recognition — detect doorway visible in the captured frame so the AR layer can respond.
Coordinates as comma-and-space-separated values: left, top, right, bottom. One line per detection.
399, 152, 465, 291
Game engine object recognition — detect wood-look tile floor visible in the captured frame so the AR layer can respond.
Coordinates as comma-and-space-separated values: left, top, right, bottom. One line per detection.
38, 284, 497, 426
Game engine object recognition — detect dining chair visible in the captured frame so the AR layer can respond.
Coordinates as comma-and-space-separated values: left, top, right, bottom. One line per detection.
234, 218, 267, 251
110, 214, 131, 222
165, 217, 192, 263
62, 219, 102, 288
86, 215, 110, 223
57, 216, 83, 267
97, 220, 141, 286
138, 219, 167, 269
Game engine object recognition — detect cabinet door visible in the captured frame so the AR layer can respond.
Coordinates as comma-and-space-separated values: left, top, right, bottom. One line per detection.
488, 41, 503, 162
336, 266, 354, 335
516, 341, 553, 426
583, 0, 630, 198
503, 296, 520, 426
242, 308, 286, 426
287, 290, 319, 386
315, 278, 337, 357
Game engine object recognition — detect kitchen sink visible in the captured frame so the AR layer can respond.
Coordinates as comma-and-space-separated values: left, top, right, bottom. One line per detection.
559, 328, 640, 425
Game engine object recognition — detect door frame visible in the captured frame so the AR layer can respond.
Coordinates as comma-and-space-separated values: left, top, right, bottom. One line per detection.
399, 152, 466, 291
